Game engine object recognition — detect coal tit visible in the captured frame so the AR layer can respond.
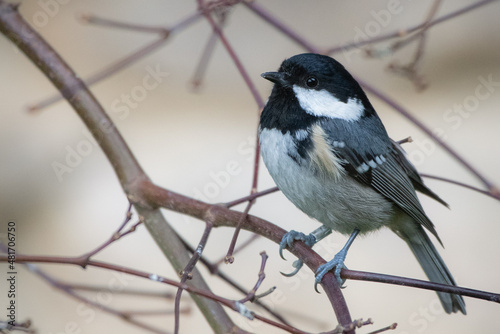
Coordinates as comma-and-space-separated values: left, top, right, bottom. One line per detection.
259, 53, 465, 314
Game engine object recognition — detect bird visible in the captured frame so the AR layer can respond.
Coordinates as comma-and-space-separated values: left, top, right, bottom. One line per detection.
258, 53, 466, 314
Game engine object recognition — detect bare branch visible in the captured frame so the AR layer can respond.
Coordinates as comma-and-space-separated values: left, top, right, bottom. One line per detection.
0, 4, 236, 332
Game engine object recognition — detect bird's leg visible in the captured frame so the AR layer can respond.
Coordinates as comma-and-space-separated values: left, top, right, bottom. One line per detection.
314, 228, 360, 291
280, 225, 332, 277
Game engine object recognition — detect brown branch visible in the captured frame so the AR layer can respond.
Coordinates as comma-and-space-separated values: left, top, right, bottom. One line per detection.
190, 5, 230, 90
360, 78, 499, 196
25, 263, 169, 334
180, 235, 292, 326
3, 251, 499, 306
174, 220, 213, 334
198, 0, 269, 272
78, 202, 138, 263
132, 180, 500, 305
239, 251, 269, 303
1, 254, 330, 334
325, 0, 498, 54
0, 3, 237, 333
79, 13, 171, 34
343, 269, 500, 303
200, 0, 264, 108
420, 173, 500, 201
28, 11, 203, 111
225, 186, 280, 208
225, 198, 254, 263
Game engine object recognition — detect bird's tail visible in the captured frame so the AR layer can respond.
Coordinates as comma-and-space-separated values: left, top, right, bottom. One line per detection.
399, 225, 466, 314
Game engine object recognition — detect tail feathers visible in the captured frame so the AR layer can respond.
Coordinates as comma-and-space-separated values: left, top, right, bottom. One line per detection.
402, 226, 466, 314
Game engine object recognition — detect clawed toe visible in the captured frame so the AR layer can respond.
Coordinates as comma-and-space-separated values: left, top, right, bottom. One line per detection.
279, 230, 316, 275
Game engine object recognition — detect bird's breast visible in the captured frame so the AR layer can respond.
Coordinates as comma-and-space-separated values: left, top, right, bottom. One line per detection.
259, 126, 394, 234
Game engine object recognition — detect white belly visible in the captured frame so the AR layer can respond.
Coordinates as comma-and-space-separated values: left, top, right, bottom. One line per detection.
259, 128, 394, 235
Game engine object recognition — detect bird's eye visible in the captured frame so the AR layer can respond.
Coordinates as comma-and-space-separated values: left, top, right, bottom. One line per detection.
306, 76, 318, 88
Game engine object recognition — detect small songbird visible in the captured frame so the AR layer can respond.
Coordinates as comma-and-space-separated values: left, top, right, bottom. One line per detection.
258, 53, 465, 314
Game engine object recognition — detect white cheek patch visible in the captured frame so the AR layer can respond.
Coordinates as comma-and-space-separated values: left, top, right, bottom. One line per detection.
293, 86, 364, 121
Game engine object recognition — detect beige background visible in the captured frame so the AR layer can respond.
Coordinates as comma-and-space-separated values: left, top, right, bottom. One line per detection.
1, 1, 499, 333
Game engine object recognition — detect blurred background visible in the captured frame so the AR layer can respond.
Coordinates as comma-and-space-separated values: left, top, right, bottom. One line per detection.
0, 1, 499, 333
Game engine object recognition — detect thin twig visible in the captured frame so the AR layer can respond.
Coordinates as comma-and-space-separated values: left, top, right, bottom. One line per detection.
199, 0, 264, 108
80, 13, 170, 34
174, 220, 213, 334
0, 4, 237, 331
225, 199, 254, 263
215, 234, 260, 266
251, 313, 310, 334
0, 253, 325, 334
179, 236, 292, 326
190, 6, 230, 90
25, 263, 169, 334
361, 78, 499, 195
28, 11, 202, 111
224, 186, 280, 208
367, 323, 398, 334
421, 173, 500, 201
79, 202, 139, 263
239, 251, 269, 303
384, 0, 443, 90
325, 0, 498, 54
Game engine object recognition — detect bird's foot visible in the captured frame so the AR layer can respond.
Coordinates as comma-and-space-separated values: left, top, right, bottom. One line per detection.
314, 248, 348, 292
279, 230, 317, 277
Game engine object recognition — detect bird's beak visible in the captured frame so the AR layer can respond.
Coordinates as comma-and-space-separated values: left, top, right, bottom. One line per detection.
261, 71, 288, 86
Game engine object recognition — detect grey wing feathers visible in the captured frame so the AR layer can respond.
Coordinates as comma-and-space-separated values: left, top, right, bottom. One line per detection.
391, 139, 448, 207
319, 118, 446, 243
370, 154, 442, 244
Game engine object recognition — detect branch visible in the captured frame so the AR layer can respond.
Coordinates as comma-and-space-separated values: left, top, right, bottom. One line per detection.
0, 253, 333, 334
28, 11, 203, 111
133, 180, 500, 304
0, 3, 237, 333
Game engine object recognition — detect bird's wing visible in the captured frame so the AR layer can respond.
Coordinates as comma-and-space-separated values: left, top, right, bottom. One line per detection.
390, 139, 448, 207
319, 118, 442, 243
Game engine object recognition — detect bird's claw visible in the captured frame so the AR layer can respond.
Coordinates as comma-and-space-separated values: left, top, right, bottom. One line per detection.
279, 230, 316, 260
280, 259, 304, 277
313, 252, 348, 293
279, 230, 316, 275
